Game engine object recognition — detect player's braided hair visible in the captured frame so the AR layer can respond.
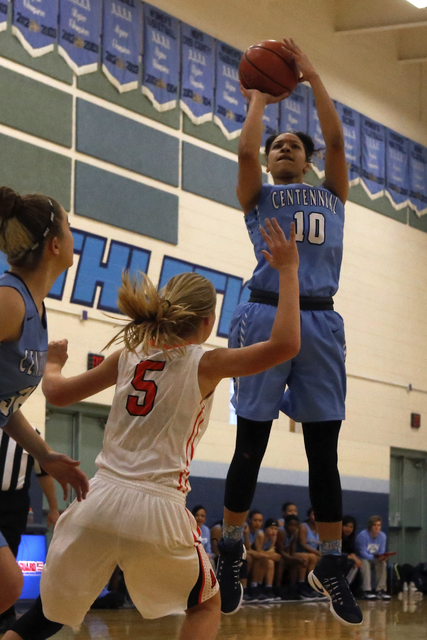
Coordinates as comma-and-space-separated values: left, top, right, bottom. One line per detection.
0, 186, 62, 269
106, 271, 217, 358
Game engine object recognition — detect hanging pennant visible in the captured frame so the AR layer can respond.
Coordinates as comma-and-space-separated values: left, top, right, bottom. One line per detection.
385, 129, 409, 209
0, 1, 7, 32
335, 101, 361, 186
142, 3, 179, 112
12, 0, 57, 57
180, 23, 214, 125
214, 41, 246, 139
360, 115, 385, 199
261, 103, 279, 150
408, 141, 427, 215
58, 0, 101, 75
307, 87, 325, 178
280, 83, 308, 134
102, 0, 142, 93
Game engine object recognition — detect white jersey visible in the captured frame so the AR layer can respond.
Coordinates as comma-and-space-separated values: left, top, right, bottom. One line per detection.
96, 344, 213, 495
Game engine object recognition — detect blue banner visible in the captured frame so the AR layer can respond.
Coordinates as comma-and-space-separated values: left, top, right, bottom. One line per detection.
335, 101, 361, 186
385, 129, 409, 208
102, 0, 142, 93
0, 1, 7, 32
214, 41, 246, 139
280, 83, 308, 134
142, 4, 179, 112
180, 23, 214, 125
261, 103, 279, 150
307, 87, 325, 177
360, 115, 385, 198
58, 0, 101, 75
408, 141, 427, 214
12, 0, 57, 57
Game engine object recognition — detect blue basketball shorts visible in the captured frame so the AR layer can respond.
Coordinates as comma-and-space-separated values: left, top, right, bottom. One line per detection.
229, 302, 346, 423
0, 530, 8, 548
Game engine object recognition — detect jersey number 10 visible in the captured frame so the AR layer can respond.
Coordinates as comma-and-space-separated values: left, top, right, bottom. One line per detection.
293, 211, 325, 245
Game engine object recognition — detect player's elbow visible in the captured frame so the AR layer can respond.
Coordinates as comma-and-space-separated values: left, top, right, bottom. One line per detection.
271, 337, 300, 365
42, 382, 68, 407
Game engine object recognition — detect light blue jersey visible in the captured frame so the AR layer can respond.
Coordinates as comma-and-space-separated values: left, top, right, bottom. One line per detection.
0, 272, 48, 428
229, 182, 346, 423
246, 183, 344, 297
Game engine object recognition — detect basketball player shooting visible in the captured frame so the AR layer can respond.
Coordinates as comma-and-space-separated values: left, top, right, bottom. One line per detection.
216, 38, 363, 627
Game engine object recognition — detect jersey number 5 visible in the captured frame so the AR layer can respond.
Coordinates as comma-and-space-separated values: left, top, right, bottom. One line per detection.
126, 360, 166, 416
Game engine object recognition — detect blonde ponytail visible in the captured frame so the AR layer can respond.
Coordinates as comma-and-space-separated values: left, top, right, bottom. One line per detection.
106, 271, 216, 356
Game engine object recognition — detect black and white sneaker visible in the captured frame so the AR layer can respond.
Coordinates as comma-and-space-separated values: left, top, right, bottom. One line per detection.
376, 590, 391, 600
308, 555, 363, 626
217, 539, 246, 615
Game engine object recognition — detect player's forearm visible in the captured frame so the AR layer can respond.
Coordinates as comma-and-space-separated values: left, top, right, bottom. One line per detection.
3, 411, 52, 462
269, 265, 300, 357
238, 92, 267, 159
309, 74, 344, 149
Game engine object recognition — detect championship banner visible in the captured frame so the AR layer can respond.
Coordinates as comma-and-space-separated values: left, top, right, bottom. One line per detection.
180, 23, 214, 125
12, 0, 57, 57
214, 41, 246, 139
385, 129, 409, 209
102, 0, 142, 93
142, 4, 179, 112
261, 103, 279, 150
335, 101, 361, 186
0, 1, 8, 32
280, 83, 308, 134
408, 141, 427, 215
58, 0, 101, 75
360, 115, 385, 199
307, 87, 325, 178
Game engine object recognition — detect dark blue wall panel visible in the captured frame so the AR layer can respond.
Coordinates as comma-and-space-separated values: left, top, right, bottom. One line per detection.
182, 142, 241, 210
187, 476, 389, 537
75, 162, 178, 245
76, 100, 179, 187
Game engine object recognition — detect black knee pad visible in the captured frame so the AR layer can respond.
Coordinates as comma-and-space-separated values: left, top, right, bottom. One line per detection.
11, 597, 63, 640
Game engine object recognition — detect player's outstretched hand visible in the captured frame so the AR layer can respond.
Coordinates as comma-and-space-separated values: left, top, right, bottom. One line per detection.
281, 37, 317, 84
260, 218, 299, 271
41, 452, 89, 502
240, 84, 290, 105
47, 339, 68, 369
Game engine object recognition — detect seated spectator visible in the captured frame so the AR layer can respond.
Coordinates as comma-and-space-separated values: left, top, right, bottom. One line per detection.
191, 505, 215, 568
210, 520, 222, 564
277, 501, 298, 528
342, 516, 362, 591
243, 510, 269, 601
297, 508, 321, 557
356, 515, 391, 600
276, 515, 319, 600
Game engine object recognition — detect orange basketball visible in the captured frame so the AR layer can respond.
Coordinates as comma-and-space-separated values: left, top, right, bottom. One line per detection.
239, 40, 299, 97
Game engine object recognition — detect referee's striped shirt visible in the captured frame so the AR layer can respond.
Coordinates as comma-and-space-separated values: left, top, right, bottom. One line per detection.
0, 428, 47, 493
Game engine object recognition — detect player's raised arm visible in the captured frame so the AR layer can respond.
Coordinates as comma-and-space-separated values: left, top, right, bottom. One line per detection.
199, 219, 300, 397
237, 88, 288, 214
42, 340, 122, 407
281, 38, 348, 204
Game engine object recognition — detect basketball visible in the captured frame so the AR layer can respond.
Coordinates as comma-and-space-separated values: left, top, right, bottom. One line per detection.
239, 40, 299, 97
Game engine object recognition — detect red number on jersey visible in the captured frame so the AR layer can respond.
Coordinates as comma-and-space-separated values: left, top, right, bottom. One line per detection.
126, 360, 166, 416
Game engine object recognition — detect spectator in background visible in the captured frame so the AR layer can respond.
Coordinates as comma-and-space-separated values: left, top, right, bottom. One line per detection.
0, 431, 60, 632
276, 514, 319, 599
192, 505, 215, 569
356, 516, 390, 600
243, 510, 271, 601
342, 516, 362, 592
298, 508, 321, 557
278, 501, 298, 527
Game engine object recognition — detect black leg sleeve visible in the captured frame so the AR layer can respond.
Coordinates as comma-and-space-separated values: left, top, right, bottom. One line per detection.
11, 597, 63, 640
302, 421, 342, 523
224, 417, 272, 513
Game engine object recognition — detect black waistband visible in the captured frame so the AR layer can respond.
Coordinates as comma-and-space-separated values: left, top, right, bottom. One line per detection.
248, 289, 334, 311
